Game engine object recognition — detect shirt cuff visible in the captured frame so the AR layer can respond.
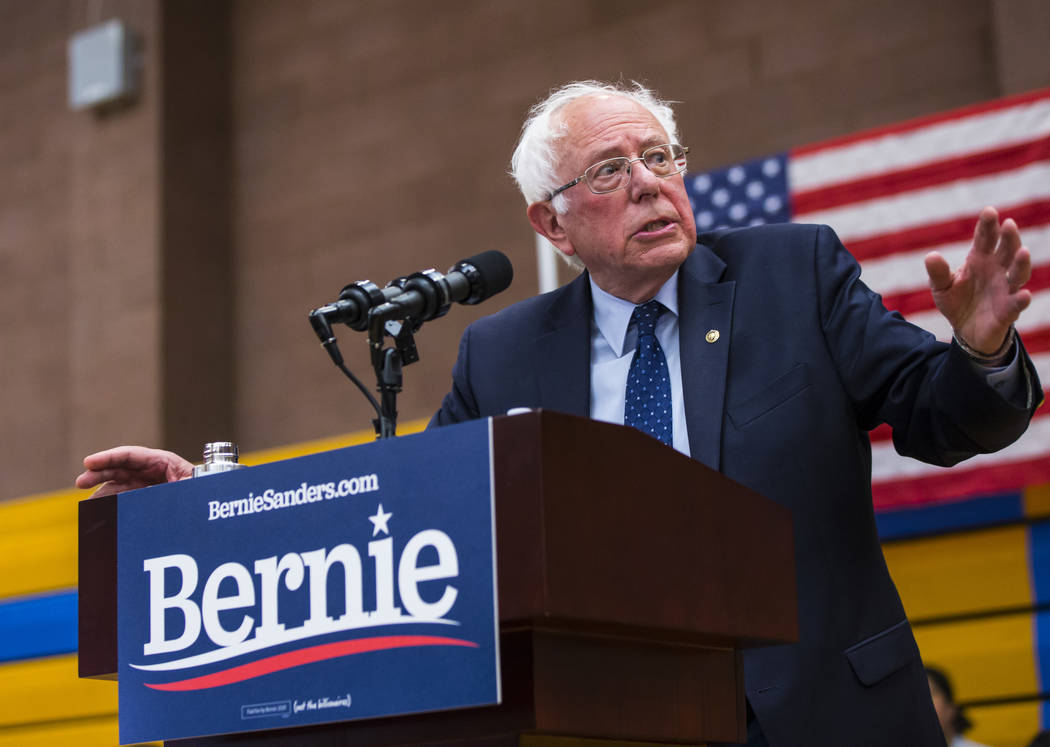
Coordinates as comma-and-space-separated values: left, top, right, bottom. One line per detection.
971, 339, 1025, 404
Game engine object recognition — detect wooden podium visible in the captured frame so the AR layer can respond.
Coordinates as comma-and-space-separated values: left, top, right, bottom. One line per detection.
79, 410, 797, 746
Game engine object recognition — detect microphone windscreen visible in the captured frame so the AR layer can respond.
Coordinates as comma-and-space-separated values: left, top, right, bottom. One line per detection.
457, 250, 514, 302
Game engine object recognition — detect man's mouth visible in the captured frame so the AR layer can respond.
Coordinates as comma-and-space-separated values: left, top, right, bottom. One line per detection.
638, 219, 673, 234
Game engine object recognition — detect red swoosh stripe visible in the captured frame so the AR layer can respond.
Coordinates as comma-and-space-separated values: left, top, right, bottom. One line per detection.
144, 635, 478, 692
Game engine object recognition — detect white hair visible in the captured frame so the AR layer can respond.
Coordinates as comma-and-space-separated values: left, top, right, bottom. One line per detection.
509, 81, 681, 271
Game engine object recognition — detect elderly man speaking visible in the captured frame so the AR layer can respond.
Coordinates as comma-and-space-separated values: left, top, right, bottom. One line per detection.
79, 81, 1040, 746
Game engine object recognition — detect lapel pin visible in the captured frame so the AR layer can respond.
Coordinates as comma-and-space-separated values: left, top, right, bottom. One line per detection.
705, 329, 720, 343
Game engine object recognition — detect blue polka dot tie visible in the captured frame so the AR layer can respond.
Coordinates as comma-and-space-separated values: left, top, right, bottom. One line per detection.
625, 300, 672, 446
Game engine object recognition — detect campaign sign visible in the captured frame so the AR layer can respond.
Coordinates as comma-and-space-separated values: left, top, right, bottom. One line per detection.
117, 419, 499, 744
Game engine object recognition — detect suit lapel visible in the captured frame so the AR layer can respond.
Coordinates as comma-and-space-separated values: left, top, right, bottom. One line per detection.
535, 273, 591, 417
679, 245, 734, 471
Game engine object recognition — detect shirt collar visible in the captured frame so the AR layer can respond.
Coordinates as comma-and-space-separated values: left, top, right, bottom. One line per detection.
589, 271, 680, 357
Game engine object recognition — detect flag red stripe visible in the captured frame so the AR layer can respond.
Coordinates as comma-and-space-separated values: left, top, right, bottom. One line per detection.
791, 88, 1050, 158
1017, 326, 1050, 355
872, 453, 1050, 510
776, 91, 1050, 510
842, 200, 1050, 261
792, 138, 1050, 214
870, 423, 893, 443
879, 264, 1050, 317
143, 635, 477, 692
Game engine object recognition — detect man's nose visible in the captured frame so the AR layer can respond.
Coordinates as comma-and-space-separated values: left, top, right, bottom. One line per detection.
627, 157, 662, 199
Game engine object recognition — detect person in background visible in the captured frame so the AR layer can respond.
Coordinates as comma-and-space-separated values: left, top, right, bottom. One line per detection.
927, 666, 990, 747
1028, 729, 1050, 747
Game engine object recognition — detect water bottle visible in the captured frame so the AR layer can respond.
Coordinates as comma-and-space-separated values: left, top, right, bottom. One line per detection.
192, 441, 247, 477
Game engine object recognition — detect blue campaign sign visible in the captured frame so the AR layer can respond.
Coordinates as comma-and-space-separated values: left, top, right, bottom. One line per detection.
117, 419, 499, 744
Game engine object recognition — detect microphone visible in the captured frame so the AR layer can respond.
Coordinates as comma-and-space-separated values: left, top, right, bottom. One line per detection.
308, 250, 513, 340
371, 250, 514, 326
309, 282, 401, 336
309, 251, 513, 436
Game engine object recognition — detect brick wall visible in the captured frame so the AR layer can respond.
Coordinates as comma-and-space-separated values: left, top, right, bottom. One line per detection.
0, 0, 162, 498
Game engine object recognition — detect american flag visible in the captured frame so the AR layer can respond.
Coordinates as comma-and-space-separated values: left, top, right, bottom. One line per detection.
685, 88, 1050, 511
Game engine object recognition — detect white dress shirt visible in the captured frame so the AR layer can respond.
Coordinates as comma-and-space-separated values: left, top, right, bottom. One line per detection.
588, 272, 691, 457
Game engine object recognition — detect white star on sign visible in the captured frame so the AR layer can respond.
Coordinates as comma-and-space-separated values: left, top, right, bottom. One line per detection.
369, 504, 393, 536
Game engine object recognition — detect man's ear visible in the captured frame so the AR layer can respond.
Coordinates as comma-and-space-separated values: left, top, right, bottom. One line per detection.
527, 201, 576, 258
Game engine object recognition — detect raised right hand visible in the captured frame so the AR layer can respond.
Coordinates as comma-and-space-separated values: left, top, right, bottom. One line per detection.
75, 446, 194, 498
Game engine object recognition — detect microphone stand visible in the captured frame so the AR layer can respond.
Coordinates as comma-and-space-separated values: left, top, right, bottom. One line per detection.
367, 303, 421, 439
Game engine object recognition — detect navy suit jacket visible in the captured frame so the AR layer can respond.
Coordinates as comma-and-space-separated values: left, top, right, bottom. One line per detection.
431, 223, 1040, 746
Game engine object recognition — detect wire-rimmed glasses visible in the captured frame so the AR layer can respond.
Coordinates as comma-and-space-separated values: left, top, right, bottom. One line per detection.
548, 143, 689, 200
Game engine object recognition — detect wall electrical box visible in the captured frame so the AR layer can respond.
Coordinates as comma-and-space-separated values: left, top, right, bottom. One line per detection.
68, 19, 140, 111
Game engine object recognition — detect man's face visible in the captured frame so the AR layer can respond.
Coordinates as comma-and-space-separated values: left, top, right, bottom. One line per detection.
537, 95, 697, 302
927, 676, 955, 739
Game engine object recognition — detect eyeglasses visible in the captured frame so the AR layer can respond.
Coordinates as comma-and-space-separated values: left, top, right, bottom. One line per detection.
548, 143, 689, 200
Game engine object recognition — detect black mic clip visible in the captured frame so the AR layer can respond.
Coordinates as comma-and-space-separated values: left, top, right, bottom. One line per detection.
374, 268, 454, 333
369, 314, 420, 369
337, 280, 387, 331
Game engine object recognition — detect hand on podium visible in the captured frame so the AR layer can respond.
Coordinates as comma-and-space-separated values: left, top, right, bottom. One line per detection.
75, 446, 193, 498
